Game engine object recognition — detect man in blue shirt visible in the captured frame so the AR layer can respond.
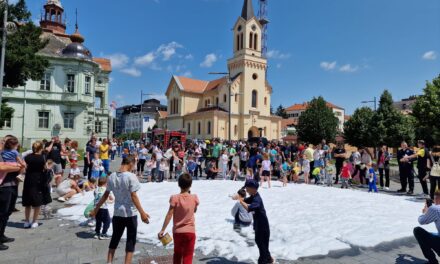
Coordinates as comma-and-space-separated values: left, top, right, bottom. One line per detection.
397, 141, 415, 195
414, 190, 440, 264
239, 180, 273, 264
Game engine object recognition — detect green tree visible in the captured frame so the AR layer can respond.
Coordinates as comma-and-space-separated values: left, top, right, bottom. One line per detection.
275, 104, 288, 119
343, 107, 375, 148
0, 101, 14, 129
1, 0, 49, 88
297, 96, 339, 144
372, 90, 415, 147
412, 75, 440, 146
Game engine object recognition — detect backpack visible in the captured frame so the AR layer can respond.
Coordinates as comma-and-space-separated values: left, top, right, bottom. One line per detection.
431, 156, 440, 177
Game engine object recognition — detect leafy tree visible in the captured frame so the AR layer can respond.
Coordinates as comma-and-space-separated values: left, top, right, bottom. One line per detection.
275, 104, 288, 119
412, 75, 440, 146
270, 105, 274, 115
1, 0, 49, 88
297, 96, 339, 145
344, 107, 375, 147
0, 101, 13, 129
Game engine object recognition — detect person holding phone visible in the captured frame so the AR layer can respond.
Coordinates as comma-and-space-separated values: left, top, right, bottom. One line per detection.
414, 189, 440, 264
91, 155, 150, 264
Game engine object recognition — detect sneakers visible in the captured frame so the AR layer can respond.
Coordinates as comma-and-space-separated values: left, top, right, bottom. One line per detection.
16, 174, 25, 182
87, 221, 96, 227
385, 187, 390, 191
99, 234, 110, 240
407, 190, 414, 195
94, 233, 100, 239
57, 197, 67, 202
31, 222, 39, 229
24, 222, 31, 229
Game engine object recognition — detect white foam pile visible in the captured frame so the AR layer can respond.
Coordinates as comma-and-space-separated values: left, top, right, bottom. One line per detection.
58, 181, 434, 262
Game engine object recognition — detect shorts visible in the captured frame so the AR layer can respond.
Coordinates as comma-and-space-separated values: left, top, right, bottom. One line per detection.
262, 170, 270, 177
53, 163, 63, 174
91, 170, 101, 178
56, 188, 72, 196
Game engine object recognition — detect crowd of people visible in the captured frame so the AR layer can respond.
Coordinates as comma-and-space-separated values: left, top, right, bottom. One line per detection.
0, 134, 439, 264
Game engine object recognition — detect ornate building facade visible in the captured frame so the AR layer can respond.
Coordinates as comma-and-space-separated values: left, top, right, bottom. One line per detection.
0, 0, 112, 147
163, 0, 281, 140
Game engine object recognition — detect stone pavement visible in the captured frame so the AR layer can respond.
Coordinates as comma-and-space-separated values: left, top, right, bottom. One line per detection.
0, 157, 434, 264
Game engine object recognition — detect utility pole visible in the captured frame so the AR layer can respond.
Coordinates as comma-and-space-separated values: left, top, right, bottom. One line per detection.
361, 96, 377, 111
0, 0, 9, 117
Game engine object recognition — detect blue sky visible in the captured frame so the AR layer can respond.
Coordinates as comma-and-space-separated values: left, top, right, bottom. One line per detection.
26, 0, 440, 114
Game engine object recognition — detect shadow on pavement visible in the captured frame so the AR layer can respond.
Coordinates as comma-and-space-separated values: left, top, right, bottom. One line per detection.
395, 254, 426, 264
76, 231, 95, 239
7, 221, 25, 229
199, 257, 248, 264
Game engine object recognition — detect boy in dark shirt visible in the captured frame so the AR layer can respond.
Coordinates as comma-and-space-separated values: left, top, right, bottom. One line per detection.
239, 179, 273, 264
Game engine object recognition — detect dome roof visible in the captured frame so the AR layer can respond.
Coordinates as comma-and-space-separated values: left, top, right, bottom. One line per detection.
61, 42, 92, 59
46, 0, 63, 8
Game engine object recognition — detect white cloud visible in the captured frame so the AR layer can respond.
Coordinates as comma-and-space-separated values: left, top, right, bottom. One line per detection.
120, 67, 141, 77
320, 61, 337, 71
158, 42, 183, 61
276, 63, 282, 69
147, 93, 167, 102
134, 52, 155, 66
104, 53, 129, 69
182, 71, 192, 77
422, 51, 437, 60
200, 53, 218, 68
266, 50, 291, 60
109, 77, 115, 83
184, 54, 194, 60
339, 64, 358, 73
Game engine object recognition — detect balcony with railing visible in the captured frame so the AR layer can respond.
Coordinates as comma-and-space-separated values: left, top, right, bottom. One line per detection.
2, 88, 94, 105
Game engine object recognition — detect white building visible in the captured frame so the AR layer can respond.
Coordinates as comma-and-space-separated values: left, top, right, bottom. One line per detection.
0, 0, 112, 147
285, 102, 345, 131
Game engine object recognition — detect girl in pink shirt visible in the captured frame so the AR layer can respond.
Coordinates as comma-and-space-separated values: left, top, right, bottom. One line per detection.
158, 173, 199, 264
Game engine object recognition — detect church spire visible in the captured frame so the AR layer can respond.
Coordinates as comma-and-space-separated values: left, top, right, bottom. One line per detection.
241, 0, 255, 20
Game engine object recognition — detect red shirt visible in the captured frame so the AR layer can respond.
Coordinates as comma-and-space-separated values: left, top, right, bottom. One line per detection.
341, 166, 351, 179
170, 193, 199, 234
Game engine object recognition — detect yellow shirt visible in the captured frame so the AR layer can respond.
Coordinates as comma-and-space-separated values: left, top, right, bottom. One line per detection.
99, 144, 109, 160
417, 148, 425, 158
304, 147, 314, 162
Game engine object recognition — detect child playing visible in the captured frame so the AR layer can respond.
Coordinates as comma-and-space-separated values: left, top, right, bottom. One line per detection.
231, 188, 252, 227
41, 159, 54, 219
79, 177, 97, 192
158, 159, 168, 182
91, 155, 150, 264
260, 153, 272, 188
221, 150, 229, 180
1, 137, 26, 181
325, 163, 336, 187
245, 168, 254, 181
229, 163, 239, 181
340, 160, 352, 189
145, 154, 156, 182
93, 177, 114, 240
158, 173, 199, 264
69, 140, 79, 165
69, 162, 81, 179
57, 174, 82, 202
312, 165, 324, 185
368, 163, 378, 193
186, 156, 197, 179
280, 160, 290, 187
238, 180, 273, 264
91, 153, 103, 179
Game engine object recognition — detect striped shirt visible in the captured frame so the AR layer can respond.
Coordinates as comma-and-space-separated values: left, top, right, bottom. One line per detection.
418, 205, 440, 234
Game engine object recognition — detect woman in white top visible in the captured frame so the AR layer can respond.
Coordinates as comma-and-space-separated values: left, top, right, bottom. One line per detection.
260, 153, 272, 188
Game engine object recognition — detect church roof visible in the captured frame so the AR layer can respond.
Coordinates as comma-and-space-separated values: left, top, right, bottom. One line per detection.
241, 0, 255, 20
174, 76, 228, 94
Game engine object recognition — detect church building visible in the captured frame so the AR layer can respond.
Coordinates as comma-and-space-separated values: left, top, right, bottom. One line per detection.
163, 0, 281, 140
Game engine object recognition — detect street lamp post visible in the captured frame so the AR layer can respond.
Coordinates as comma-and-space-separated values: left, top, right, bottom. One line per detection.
209, 72, 237, 141
140, 91, 153, 138
0, 0, 9, 117
361, 96, 377, 111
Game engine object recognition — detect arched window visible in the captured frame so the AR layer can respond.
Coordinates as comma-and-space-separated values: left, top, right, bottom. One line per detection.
235, 94, 238, 102
254, 34, 258, 50
249, 32, 253, 49
234, 125, 238, 135
240, 33, 244, 49
264, 97, 267, 106
216, 97, 219, 106
198, 122, 201, 135
187, 123, 191, 135
252, 90, 258, 108
236, 35, 240, 51
207, 121, 211, 135
223, 94, 227, 103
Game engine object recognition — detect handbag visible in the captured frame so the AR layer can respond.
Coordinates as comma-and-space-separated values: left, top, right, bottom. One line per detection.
431, 157, 440, 177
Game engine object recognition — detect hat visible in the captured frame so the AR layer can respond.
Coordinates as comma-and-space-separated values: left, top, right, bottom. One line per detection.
205, 140, 211, 144
244, 179, 259, 189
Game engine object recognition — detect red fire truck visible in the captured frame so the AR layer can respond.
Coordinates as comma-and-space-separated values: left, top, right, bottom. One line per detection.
149, 129, 187, 149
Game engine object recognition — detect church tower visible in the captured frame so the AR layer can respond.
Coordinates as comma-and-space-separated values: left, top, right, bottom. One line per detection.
228, 0, 270, 118
40, 0, 66, 35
